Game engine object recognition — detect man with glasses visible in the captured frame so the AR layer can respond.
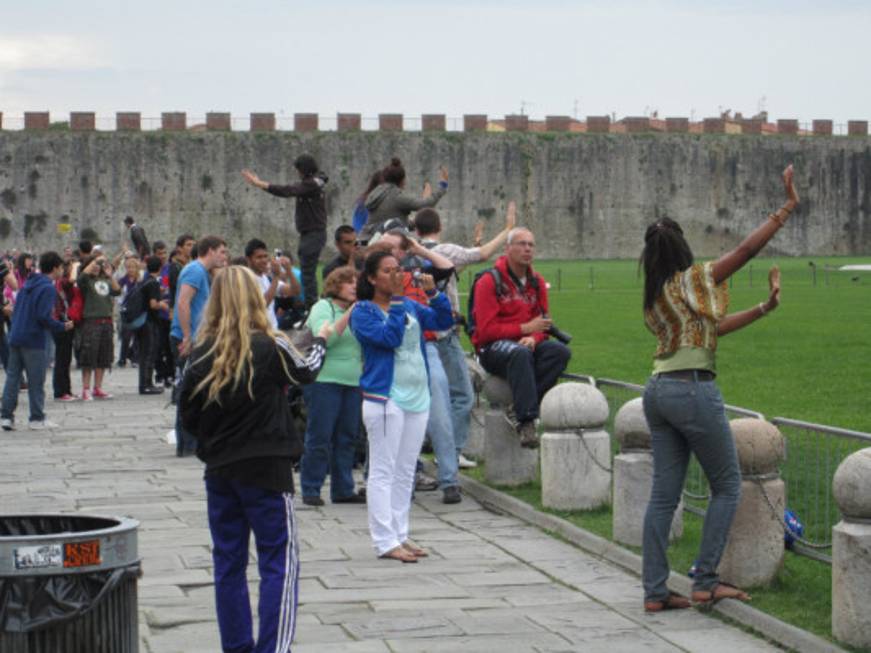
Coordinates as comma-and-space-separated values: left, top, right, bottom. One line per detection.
322, 225, 362, 279
470, 227, 571, 448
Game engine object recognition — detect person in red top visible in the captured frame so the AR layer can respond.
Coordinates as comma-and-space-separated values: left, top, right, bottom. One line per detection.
471, 227, 571, 448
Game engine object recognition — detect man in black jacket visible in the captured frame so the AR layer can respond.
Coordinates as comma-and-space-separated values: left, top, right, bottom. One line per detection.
242, 154, 328, 310
124, 216, 150, 259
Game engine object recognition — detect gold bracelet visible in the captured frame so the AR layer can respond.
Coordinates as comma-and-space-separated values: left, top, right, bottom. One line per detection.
768, 212, 786, 227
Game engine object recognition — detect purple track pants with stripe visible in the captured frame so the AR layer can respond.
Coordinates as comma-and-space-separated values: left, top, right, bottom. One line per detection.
206, 475, 300, 653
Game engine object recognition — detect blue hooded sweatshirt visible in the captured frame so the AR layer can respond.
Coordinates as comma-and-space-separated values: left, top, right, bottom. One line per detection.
8, 273, 66, 349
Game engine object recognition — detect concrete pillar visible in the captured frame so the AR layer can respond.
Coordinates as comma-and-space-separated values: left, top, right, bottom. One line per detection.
294, 113, 318, 132
70, 112, 95, 131
206, 112, 231, 131
848, 120, 868, 136
717, 418, 786, 588
504, 115, 529, 132
832, 448, 871, 648
463, 114, 487, 132
482, 376, 537, 486
586, 116, 610, 133
612, 398, 683, 547
379, 114, 403, 131
24, 112, 50, 130
540, 383, 611, 510
161, 112, 186, 131
463, 356, 487, 462
250, 113, 275, 132
337, 113, 361, 132
116, 112, 141, 131
545, 116, 571, 132
422, 114, 446, 132
666, 117, 689, 133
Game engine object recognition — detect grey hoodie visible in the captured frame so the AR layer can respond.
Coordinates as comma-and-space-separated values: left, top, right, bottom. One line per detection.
361, 182, 447, 240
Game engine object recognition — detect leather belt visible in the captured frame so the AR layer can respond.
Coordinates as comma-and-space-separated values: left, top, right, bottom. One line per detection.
656, 369, 715, 382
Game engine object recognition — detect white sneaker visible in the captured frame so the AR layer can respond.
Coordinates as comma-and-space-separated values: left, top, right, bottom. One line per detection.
29, 420, 60, 431
458, 454, 478, 469
1, 418, 13, 431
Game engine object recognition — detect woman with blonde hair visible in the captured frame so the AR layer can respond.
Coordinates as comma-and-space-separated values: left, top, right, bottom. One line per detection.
179, 264, 328, 653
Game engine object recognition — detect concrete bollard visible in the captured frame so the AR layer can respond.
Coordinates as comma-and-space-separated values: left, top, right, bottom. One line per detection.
463, 356, 487, 461
612, 398, 683, 547
482, 376, 537, 486
717, 418, 786, 588
832, 447, 871, 648
540, 383, 611, 510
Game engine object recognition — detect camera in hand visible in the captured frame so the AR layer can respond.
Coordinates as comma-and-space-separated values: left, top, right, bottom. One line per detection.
542, 313, 572, 344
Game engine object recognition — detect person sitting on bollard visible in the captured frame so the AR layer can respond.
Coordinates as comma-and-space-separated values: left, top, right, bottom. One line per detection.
639, 165, 800, 613
179, 265, 328, 653
470, 227, 571, 449
350, 250, 454, 561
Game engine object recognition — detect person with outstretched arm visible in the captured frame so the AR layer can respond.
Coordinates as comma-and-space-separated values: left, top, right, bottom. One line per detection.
639, 165, 799, 613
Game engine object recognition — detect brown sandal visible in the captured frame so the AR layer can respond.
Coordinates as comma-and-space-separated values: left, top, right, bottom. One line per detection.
401, 541, 429, 557
691, 582, 751, 611
644, 592, 691, 613
379, 546, 418, 563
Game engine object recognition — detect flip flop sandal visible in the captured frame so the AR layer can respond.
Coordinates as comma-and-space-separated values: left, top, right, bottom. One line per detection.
401, 541, 429, 557
691, 582, 751, 611
644, 592, 691, 613
379, 547, 418, 564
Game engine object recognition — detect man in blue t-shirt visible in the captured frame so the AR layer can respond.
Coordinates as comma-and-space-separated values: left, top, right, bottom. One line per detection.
170, 235, 226, 456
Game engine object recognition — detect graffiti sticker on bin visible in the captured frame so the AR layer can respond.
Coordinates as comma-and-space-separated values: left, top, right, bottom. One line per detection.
14, 544, 64, 570
64, 540, 101, 568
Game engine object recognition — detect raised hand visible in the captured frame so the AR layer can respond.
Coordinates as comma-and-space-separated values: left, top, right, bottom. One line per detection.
766, 265, 781, 312
783, 165, 799, 206
419, 273, 435, 293
439, 166, 449, 183
505, 200, 517, 230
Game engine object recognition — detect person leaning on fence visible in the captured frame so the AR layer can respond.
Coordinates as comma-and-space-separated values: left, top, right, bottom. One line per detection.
350, 250, 454, 562
179, 265, 328, 653
470, 227, 571, 449
639, 165, 800, 613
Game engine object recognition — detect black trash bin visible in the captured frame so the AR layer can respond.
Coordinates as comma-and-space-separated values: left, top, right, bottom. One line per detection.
0, 514, 140, 653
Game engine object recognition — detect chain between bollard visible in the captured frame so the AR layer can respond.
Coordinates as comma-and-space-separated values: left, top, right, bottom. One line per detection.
753, 477, 833, 550
574, 428, 612, 473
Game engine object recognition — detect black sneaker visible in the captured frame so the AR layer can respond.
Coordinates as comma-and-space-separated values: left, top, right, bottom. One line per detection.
332, 494, 366, 504
302, 496, 324, 507
442, 486, 462, 504
139, 386, 165, 395
518, 421, 539, 449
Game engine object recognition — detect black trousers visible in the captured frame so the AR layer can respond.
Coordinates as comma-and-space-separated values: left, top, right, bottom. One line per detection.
170, 335, 198, 456
137, 321, 157, 390
478, 339, 572, 423
52, 330, 74, 398
154, 319, 173, 382
118, 324, 137, 364
298, 229, 326, 309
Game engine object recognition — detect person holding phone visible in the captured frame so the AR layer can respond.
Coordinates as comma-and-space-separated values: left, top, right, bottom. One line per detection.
77, 253, 121, 400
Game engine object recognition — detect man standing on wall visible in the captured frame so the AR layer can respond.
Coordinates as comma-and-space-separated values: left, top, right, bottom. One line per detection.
124, 216, 151, 259
241, 154, 328, 310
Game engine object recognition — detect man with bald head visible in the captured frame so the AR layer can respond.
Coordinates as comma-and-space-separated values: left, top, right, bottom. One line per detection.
470, 227, 571, 448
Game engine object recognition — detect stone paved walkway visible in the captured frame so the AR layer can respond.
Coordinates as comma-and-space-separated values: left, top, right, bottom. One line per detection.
0, 369, 781, 652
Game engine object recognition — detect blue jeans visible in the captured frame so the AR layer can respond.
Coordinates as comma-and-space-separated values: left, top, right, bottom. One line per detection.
424, 341, 458, 489
435, 333, 474, 455
300, 382, 361, 500
642, 374, 741, 602
1, 346, 48, 423
206, 475, 299, 653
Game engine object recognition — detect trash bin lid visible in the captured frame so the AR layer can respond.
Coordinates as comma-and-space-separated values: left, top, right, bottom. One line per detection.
0, 514, 139, 577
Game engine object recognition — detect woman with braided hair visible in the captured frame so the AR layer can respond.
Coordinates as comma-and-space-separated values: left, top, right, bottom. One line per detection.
640, 165, 800, 613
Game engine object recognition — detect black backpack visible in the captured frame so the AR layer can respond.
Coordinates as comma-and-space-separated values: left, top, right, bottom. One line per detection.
120, 280, 148, 330
465, 267, 539, 338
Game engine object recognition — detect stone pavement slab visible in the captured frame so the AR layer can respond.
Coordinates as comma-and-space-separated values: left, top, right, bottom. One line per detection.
0, 368, 782, 652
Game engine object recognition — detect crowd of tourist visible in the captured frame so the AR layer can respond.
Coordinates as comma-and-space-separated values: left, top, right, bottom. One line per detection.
2, 149, 798, 651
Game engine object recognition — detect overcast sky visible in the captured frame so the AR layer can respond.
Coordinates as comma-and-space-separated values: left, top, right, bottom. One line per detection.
1, 0, 868, 126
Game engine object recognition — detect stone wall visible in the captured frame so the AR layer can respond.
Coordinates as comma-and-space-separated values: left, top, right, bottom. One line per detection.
0, 131, 868, 258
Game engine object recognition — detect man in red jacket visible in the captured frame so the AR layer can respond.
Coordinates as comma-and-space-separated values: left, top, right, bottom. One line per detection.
471, 227, 571, 448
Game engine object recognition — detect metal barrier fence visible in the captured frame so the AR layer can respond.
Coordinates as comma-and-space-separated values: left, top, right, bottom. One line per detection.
561, 372, 871, 564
